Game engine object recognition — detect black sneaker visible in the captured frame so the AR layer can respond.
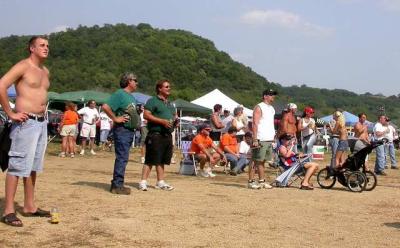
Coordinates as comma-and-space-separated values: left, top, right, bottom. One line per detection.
110, 186, 131, 195
375, 171, 387, 176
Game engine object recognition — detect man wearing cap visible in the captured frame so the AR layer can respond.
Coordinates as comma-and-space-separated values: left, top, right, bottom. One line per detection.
220, 126, 248, 175
278, 103, 298, 153
249, 89, 277, 189
190, 124, 226, 177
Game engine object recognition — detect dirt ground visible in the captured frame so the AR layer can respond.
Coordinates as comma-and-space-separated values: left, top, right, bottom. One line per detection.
0, 144, 399, 248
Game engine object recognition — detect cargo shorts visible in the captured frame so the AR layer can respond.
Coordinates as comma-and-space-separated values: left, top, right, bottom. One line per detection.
8, 119, 48, 177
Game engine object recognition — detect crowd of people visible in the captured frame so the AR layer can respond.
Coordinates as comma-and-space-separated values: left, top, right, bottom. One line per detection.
0, 35, 398, 228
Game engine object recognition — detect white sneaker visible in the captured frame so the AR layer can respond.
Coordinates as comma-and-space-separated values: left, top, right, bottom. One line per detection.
200, 171, 209, 178
208, 171, 216, 178
138, 181, 148, 191
259, 181, 273, 189
141, 157, 145, 164
59, 152, 66, 158
248, 181, 261, 190
90, 149, 96, 155
80, 150, 85, 155
155, 182, 174, 191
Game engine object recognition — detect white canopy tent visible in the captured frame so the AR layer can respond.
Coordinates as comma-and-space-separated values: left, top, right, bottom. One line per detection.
191, 89, 253, 117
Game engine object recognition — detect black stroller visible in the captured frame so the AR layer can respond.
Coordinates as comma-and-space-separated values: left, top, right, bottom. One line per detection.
317, 140, 386, 192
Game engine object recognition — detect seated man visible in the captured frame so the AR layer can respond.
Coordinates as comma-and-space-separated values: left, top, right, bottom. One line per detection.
190, 124, 226, 178
278, 133, 318, 190
220, 127, 248, 175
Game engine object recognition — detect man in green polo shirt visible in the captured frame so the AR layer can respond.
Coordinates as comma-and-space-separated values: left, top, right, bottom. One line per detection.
138, 79, 177, 191
102, 72, 139, 195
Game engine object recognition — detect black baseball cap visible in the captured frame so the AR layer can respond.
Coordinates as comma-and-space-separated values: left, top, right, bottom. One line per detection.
198, 124, 212, 132
263, 89, 278, 96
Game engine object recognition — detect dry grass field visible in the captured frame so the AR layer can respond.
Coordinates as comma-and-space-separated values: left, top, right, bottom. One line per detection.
0, 144, 399, 247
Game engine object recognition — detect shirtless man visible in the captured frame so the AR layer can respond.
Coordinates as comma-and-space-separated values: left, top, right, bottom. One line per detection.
354, 113, 370, 150
278, 103, 298, 152
0, 36, 50, 227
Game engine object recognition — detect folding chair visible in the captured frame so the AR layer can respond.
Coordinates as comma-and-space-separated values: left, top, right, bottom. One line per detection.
179, 141, 197, 176
273, 149, 307, 187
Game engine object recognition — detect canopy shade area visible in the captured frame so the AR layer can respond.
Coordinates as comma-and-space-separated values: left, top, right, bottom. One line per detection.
48, 90, 111, 104
172, 99, 211, 114
320, 111, 374, 127
7, 85, 16, 98
191, 89, 253, 117
132, 92, 151, 105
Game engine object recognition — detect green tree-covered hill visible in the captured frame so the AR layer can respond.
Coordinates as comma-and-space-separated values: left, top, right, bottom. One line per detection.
0, 23, 399, 123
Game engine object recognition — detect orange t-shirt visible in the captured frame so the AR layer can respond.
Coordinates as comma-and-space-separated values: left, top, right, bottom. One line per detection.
220, 133, 238, 154
190, 134, 213, 154
63, 110, 79, 125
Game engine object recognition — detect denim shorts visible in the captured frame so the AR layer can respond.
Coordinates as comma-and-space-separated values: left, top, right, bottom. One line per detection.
8, 119, 48, 177
337, 140, 349, 152
100, 129, 110, 142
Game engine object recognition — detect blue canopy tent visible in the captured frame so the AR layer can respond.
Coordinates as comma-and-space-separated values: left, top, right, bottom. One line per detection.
7, 85, 16, 98
320, 111, 374, 127
132, 92, 151, 105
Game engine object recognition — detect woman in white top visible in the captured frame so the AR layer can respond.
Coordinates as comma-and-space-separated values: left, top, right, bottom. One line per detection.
231, 106, 248, 142
297, 106, 317, 160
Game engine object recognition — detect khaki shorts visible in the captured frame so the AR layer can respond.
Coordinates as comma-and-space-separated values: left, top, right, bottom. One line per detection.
60, 124, 77, 136
252, 141, 273, 162
80, 123, 96, 138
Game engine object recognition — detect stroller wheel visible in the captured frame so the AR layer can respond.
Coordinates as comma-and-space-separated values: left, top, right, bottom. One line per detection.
317, 167, 336, 189
346, 171, 367, 192
364, 171, 377, 191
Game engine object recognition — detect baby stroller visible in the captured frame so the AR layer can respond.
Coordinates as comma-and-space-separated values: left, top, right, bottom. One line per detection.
317, 140, 386, 192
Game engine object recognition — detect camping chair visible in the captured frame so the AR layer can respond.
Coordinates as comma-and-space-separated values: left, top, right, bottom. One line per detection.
179, 141, 197, 176
273, 147, 307, 187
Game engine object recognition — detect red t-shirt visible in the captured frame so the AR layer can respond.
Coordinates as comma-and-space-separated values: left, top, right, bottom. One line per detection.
63, 110, 79, 125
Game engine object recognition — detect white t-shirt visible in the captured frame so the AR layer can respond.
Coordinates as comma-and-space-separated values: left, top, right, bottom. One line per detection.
373, 122, 387, 141
239, 140, 250, 155
100, 112, 112, 130
221, 115, 234, 133
78, 107, 99, 125
385, 125, 396, 142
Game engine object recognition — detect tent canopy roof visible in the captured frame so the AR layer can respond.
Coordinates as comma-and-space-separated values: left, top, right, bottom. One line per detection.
48, 90, 111, 104
172, 99, 211, 114
191, 89, 253, 117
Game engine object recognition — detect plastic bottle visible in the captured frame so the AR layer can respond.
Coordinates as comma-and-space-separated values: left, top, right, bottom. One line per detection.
50, 207, 60, 224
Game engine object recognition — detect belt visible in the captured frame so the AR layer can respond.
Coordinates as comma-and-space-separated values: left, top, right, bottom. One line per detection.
28, 114, 46, 122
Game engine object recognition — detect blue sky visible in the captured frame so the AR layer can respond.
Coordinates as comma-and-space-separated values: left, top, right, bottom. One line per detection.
1, 0, 399, 95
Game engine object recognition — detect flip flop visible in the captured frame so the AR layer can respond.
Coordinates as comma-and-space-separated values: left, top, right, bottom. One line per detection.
300, 185, 314, 190
1, 213, 23, 227
21, 208, 51, 218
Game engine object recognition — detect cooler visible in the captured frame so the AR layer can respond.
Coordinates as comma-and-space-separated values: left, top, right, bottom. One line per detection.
312, 145, 325, 160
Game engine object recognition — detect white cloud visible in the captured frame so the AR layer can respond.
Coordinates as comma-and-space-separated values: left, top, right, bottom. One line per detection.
240, 9, 334, 37
49, 25, 69, 33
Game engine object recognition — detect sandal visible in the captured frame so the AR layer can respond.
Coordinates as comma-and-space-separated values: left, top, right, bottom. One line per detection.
21, 208, 51, 218
300, 185, 314, 190
1, 213, 23, 227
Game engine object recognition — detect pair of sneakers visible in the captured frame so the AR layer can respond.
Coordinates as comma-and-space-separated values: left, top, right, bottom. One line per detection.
200, 168, 216, 178
138, 181, 174, 191
247, 180, 273, 189
80, 149, 96, 155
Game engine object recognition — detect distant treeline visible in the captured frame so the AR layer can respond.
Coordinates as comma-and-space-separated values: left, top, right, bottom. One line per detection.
0, 23, 399, 123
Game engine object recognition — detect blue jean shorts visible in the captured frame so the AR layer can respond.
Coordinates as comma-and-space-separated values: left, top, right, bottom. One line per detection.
100, 129, 110, 143
8, 119, 48, 177
337, 140, 349, 152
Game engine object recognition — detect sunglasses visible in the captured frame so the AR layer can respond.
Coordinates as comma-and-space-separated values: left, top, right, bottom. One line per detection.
130, 78, 138, 82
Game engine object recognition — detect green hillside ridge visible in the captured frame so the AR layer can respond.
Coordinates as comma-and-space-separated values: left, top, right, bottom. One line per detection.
0, 23, 399, 124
